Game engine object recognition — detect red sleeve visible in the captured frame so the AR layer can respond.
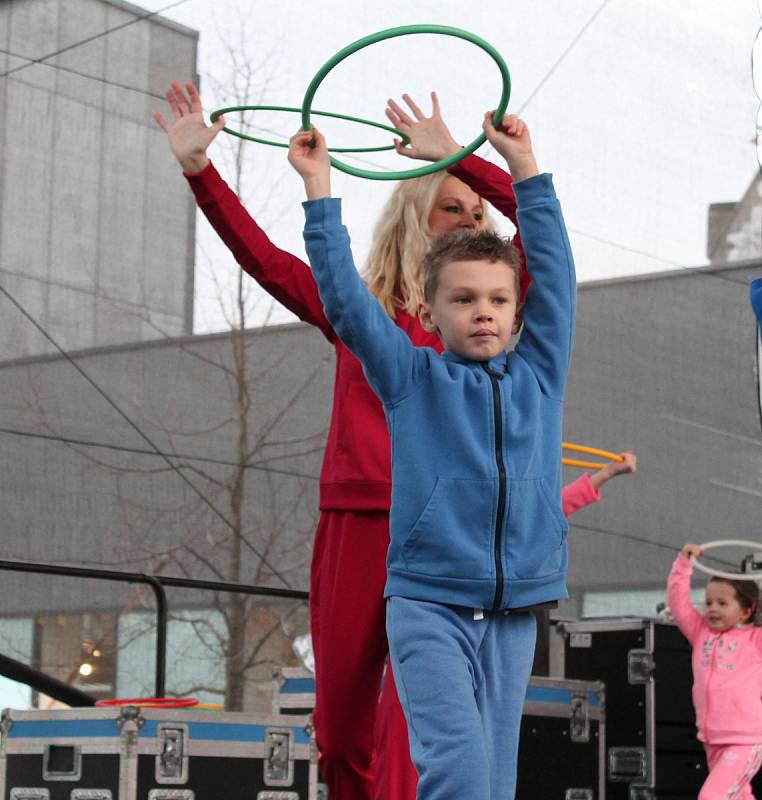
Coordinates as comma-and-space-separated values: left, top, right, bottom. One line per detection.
185, 161, 334, 341
449, 154, 529, 301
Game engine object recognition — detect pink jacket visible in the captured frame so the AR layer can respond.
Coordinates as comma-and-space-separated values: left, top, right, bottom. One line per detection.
562, 474, 601, 516
667, 555, 762, 744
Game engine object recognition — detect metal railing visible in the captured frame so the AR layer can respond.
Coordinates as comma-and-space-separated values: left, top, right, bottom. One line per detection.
0, 559, 308, 702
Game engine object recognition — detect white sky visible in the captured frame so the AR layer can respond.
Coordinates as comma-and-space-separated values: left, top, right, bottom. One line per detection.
140, 0, 762, 332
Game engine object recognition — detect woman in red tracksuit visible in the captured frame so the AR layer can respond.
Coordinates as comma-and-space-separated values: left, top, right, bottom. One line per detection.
155, 83, 630, 800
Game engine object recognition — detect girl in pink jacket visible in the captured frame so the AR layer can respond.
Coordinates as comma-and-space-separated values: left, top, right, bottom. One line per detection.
667, 544, 762, 800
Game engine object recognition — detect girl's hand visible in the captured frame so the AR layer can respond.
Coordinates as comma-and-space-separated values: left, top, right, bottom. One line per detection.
153, 81, 225, 174
589, 450, 637, 490
385, 92, 460, 162
287, 128, 331, 199
482, 112, 538, 182
681, 543, 703, 560
610, 451, 637, 476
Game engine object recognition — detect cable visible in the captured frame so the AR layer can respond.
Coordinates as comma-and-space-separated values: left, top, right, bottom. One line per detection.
483, 0, 612, 162
569, 520, 740, 569
0, 283, 293, 588
568, 227, 752, 287
0, 427, 321, 482
517, 0, 613, 117
0, 0, 194, 80
0, 46, 166, 101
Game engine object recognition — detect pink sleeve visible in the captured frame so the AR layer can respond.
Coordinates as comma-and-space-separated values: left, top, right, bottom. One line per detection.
562, 474, 601, 516
667, 555, 704, 644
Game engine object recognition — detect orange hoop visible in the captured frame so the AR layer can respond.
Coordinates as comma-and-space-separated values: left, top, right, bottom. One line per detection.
562, 457, 606, 470
562, 442, 624, 462
95, 696, 199, 708
562, 442, 625, 470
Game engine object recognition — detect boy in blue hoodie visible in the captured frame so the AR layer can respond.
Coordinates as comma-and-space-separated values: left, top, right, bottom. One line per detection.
288, 112, 575, 800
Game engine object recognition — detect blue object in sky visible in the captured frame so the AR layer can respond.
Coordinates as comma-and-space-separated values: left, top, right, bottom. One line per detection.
752, 278, 762, 327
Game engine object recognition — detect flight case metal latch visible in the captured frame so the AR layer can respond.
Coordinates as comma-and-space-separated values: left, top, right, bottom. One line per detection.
569, 692, 590, 743
628, 649, 655, 684
156, 725, 189, 783
264, 728, 294, 787
609, 746, 647, 782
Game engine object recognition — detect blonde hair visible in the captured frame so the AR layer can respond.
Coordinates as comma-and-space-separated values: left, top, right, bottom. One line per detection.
363, 172, 493, 318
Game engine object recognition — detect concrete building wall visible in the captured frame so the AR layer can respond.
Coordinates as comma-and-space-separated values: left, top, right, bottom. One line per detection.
707, 172, 762, 264
0, 260, 759, 701
0, 0, 198, 361
0, 261, 758, 612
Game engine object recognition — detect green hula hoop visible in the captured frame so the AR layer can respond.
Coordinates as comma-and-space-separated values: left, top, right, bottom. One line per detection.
209, 105, 409, 153
301, 24, 511, 181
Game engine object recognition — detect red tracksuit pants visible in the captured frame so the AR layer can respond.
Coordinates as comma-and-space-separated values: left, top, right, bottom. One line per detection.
310, 509, 417, 800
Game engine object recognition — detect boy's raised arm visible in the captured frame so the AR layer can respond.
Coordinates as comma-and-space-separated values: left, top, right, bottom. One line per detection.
483, 113, 575, 398
287, 129, 427, 403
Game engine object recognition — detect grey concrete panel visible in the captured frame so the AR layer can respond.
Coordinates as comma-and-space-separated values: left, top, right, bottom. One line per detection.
102, 2, 151, 123
0, 3, 10, 73
0, 271, 53, 359
142, 132, 195, 317
2, 0, 198, 360
51, 0, 108, 110
7, 0, 59, 93
46, 282, 97, 353
1, 80, 54, 282
147, 22, 198, 103
49, 94, 103, 291
97, 113, 147, 303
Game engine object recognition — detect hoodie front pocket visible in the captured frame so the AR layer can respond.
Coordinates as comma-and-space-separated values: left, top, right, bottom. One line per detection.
401, 477, 495, 580
506, 478, 568, 580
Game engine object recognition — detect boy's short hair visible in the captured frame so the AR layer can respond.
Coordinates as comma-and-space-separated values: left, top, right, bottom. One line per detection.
422, 230, 521, 302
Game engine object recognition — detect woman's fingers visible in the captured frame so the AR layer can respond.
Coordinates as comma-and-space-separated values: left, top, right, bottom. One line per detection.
153, 111, 170, 132
401, 93, 425, 120
387, 98, 413, 127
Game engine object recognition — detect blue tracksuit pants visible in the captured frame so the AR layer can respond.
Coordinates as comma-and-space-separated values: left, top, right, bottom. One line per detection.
386, 596, 537, 799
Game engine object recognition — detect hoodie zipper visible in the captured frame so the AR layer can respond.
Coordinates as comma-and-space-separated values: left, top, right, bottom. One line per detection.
704, 635, 718, 734
482, 364, 507, 610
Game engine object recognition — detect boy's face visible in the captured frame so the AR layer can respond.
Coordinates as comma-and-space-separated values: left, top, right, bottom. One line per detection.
420, 258, 522, 361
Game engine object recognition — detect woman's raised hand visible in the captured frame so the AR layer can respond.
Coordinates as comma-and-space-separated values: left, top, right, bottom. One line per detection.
153, 81, 225, 174
385, 92, 460, 162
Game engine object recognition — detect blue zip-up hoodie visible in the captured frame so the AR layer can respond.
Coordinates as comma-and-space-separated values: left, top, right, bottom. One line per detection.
752, 278, 762, 328
303, 173, 576, 610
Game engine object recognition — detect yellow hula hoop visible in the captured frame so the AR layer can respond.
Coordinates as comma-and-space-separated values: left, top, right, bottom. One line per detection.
562, 442, 624, 463
562, 457, 606, 470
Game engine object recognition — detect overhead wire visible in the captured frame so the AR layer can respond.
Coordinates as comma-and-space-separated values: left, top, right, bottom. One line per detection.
0, 45, 166, 101
567, 228, 754, 287
0, 427, 321, 482
569, 521, 741, 570
0, 0, 194, 80
0, 284, 294, 588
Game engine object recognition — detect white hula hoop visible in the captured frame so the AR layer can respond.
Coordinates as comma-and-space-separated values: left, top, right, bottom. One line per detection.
691, 539, 762, 581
